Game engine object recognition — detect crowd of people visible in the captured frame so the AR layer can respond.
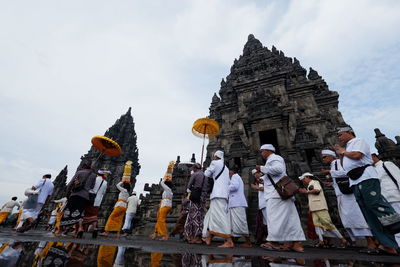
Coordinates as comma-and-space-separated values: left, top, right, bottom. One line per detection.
1, 126, 400, 257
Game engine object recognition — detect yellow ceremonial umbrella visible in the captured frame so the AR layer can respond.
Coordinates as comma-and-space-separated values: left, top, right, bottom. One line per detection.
192, 117, 219, 167
91, 136, 122, 163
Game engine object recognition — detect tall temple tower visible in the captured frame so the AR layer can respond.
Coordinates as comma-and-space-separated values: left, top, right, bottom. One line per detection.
206, 34, 349, 227
79, 107, 141, 226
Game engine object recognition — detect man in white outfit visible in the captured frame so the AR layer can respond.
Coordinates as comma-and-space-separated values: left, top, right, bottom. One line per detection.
372, 153, 400, 246
122, 191, 139, 236
321, 149, 374, 248
256, 144, 305, 252
202, 150, 233, 248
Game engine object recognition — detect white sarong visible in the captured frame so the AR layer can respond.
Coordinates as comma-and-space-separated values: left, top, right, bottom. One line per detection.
337, 194, 372, 241
266, 198, 305, 242
202, 198, 231, 238
230, 207, 249, 237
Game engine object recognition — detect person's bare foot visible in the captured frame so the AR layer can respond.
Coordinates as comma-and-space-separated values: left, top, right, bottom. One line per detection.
291, 242, 304, 253
159, 236, 169, 241
218, 240, 234, 248
100, 232, 109, 236
149, 233, 157, 239
192, 238, 203, 244
202, 236, 212, 245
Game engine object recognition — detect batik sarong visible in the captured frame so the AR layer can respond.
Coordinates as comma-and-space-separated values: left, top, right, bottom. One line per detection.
184, 200, 206, 238
60, 196, 87, 226
353, 179, 400, 248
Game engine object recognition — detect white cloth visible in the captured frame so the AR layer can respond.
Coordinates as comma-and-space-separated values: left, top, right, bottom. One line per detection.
34, 178, 54, 204
114, 182, 130, 208
90, 176, 108, 207
342, 138, 378, 186
230, 207, 249, 237
126, 195, 139, 213
0, 201, 20, 213
22, 203, 43, 220
265, 198, 305, 242
330, 159, 371, 238
53, 197, 67, 212
391, 202, 400, 246
160, 180, 173, 208
260, 154, 287, 200
113, 246, 126, 267
122, 212, 135, 231
205, 159, 230, 200
48, 209, 57, 225
375, 160, 400, 203
258, 182, 266, 210
228, 174, 247, 208
202, 198, 231, 238
261, 207, 268, 225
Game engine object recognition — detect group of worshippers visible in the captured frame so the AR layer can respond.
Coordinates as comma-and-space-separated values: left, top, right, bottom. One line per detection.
149, 126, 400, 255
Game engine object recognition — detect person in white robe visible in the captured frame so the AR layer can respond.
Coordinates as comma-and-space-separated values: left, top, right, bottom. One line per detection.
250, 169, 268, 244
372, 153, 400, 246
228, 168, 251, 247
202, 150, 234, 248
255, 144, 305, 252
321, 149, 375, 248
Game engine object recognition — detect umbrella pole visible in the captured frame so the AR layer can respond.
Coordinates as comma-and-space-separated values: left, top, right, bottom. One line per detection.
200, 125, 207, 167
93, 151, 104, 166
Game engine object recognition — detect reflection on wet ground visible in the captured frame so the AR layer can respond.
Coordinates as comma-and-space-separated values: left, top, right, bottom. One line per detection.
1, 239, 400, 267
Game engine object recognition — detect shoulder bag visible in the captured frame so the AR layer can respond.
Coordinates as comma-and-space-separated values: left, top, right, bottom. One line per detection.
334, 161, 353, 194
189, 173, 205, 204
24, 180, 46, 209
267, 174, 299, 200
206, 164, 225, 194
347, 164, 370, 180
89, 179, 105, 205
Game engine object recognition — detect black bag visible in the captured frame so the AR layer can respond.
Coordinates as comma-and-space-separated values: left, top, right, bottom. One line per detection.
334, 161, 353, 194
347, 165, 370, 180
206, 165, 225, 194
385, 221, 400, 235
267, 174, 299, 200
189, 174, 206, 204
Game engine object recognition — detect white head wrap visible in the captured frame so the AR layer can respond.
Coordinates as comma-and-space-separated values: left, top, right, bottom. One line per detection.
260, 144, 276, 152
298, 172, 314, 180
98, 169, 112, 175
251, 169, 257, 175
214, 150, 224, 159
337, 126, 354, 133
321, 150, 336, 157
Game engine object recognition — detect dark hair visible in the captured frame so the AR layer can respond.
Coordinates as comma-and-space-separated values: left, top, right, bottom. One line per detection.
12, 196, 17, 201
230, 166, 240, 174
164, 181, 173, 189
371, 153, 380, 159
43, 174, 51, 178
122, 182, 131, 192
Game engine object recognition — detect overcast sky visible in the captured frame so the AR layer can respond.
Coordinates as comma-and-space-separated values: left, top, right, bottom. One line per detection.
1, 0, 399, 206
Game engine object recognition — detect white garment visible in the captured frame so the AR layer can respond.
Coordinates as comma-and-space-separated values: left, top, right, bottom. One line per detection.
53, 197, 67, 212
0, 201, 20, 213
230, 207, 249, 237
114, 182, 130, 208
205, 159, 230, 200
266, 198, 305, 242
258, 182, 266, 210
391, 202, 400, 246
375, 160, 400, 202
228, 174, 247, 208
260, 154, 287, 200
22, 203, 43, 220
90, 176, 108, 207
113, 246, 126, 267
160, 180, 173, 208
202, 198, 231, 238
122, 212, 135, 231
342, 138, 378, 186
126, 195, 139, 213
34, 178, 54, 204
48, 209, 57, 225
330, 159, 371, 238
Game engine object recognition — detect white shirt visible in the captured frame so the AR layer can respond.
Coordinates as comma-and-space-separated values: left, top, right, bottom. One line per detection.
126, 195, 139, 213
375, 160, 400, 203
1, 200, 20, 213
204, 159, 230, 200
260, 153, 287, 200
342, 137, 378, 186
90, 176, 108, 207
330, 159, 348, 197
160, 180, 173, 208
258, 178, 266, 210
34, 178, 54, 204
228, 173, 248, 208
114, 182, 130, 208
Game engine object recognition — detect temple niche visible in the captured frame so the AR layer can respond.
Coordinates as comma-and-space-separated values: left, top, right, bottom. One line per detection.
205, 34, 349, 228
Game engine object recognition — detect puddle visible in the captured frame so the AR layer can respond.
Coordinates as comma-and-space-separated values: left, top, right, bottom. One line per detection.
0, 240, 399, 266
